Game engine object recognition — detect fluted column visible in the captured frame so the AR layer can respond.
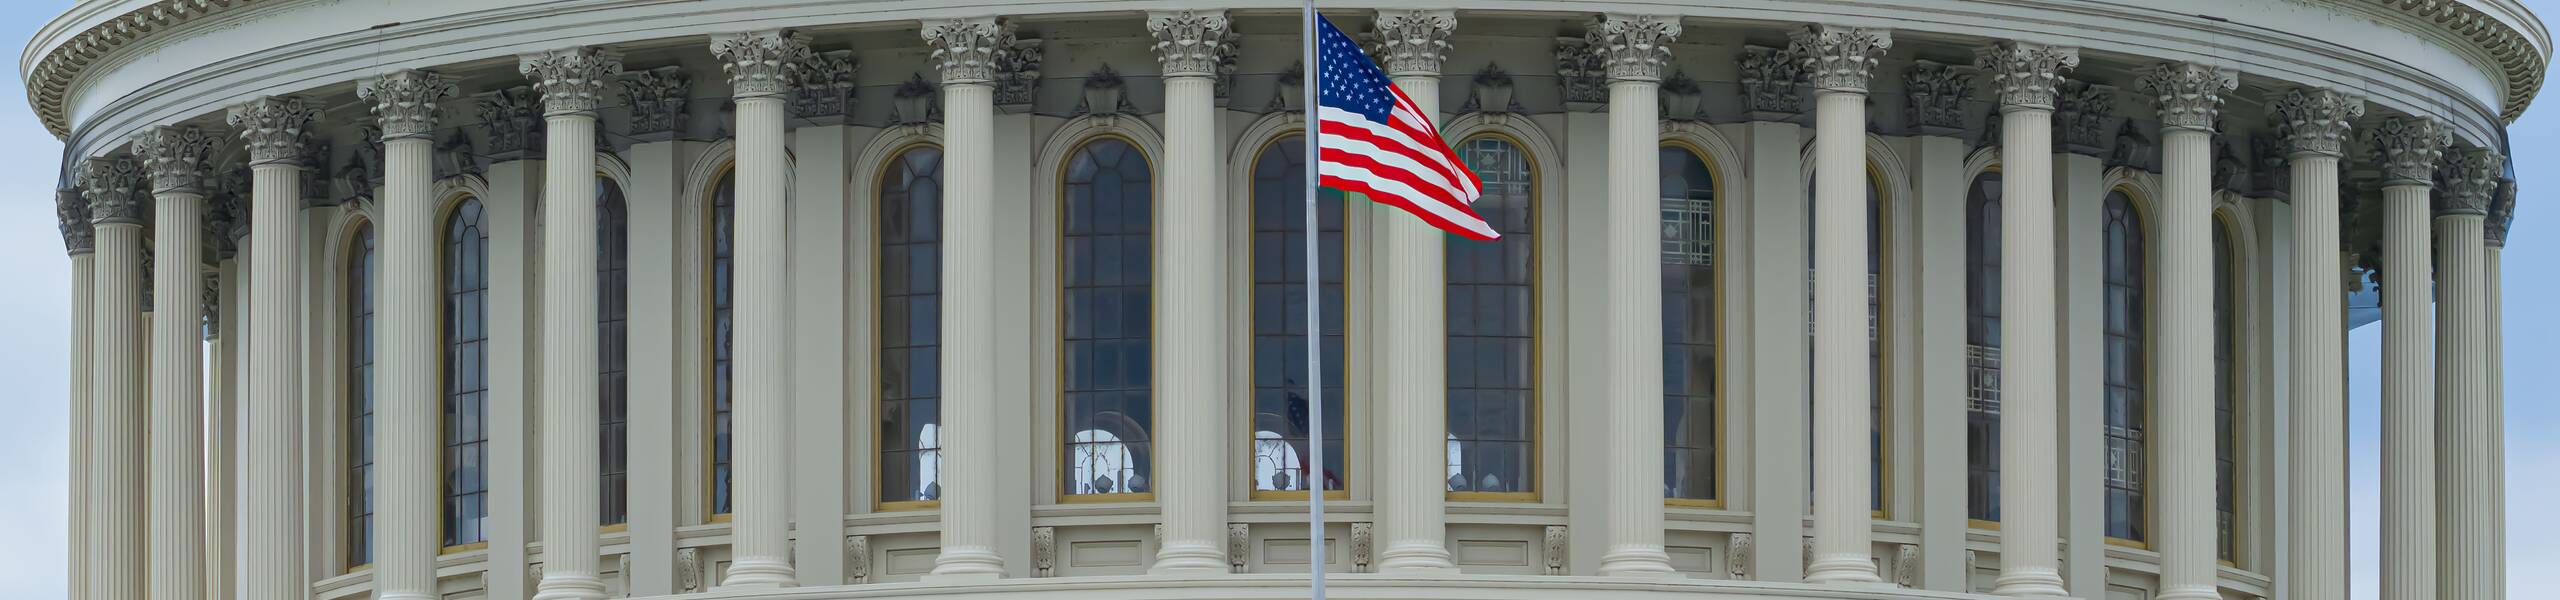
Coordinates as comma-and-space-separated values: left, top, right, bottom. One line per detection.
1369, 9, 1460, 574
1144, 9, 1236, 575
58, 187, 94, 600
2433, 147, 2498, 600
2483, 184, 2512, 600
1790, 23, 1891, 585
227, 96, 318, 600
1977, 41, 2078, 598
2136, 62, 2236, 600
1588, 13, 1681, 578
524, 46, 623, 600
709, 30, 809, 588
2268, 88, 2361, 600
919, 18, 1008, 580
361, 71, 458, 600
78, 156, 145, 600
2364, 116, 2444, 600
133, 125, 219, 600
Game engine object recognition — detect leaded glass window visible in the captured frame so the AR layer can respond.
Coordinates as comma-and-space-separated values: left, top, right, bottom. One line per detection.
1250, 135, 1346, 495
2214, 220, 2237, 562
2102, 191, 2148, 542
1661, 145, 1717, 503
443, 198, 489, 547
709, 169, 736, 516
347, 223, 377, 565
599, 178, 630, 526
880, 146, 945, 505
1966, 171, 2002, 523
1448, 135, 1536, 497
1061, 137, 1155, 498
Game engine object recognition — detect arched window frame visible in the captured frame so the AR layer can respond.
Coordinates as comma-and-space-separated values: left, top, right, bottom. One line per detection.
2210, 210, 2243, 566
1445, 131, 1542, 503
597, 173, 631, 529
342, 219, 378, 568
1241, 130, 1350, 501
439, 194, 491, 552
873, 142, 947, 510
702, 163, 738, 521
2100, 186, 2154, 548
1054, 133, 1159, 503
1659, 139, 1726, 508
1965, 165, 2002, 528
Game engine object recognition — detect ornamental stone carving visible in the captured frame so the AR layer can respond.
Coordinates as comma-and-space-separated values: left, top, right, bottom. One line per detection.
1893, 544, 1919, 588
623, 66, 694, 140
1464, 64, 1519, 114
792, 52, 856, 124
2053, 80, 2114, 154
2436, 147, 2500, 216
1227, 523, 1251, 573
1541, 525, 1568, 575
844, 535, 870, 584
2137, 62, 2237, 132
1271, 60, 1305, 112
1727, 533, 1752, 579
674, 548, 701, 592
57, 188, 91, 255
475, 87, 543, 160
1787, 25, 1892, 93
520, 46, 624, 116
1903, 60, 1972, 135
1975, 41, 2079, 109
1371, 10, 1455, 77
131, 125, 220, 195
80, 156, 147, 225
2487, 180, 2516, 246
924, 18, 1012, 85
993, 37, 1044, 109
1148, 10, 1235, 79
1661, 70, 1705, 120
227, 97, 321, 166
2364, 117, 2448, 186
712, 30, 811, 98
892, 74, 941, 125
1077, 65, 1133, 116
1738, 45, 1803, 116
200, 271, 220, 340
2268, 88, 2365, 158
1348, 522, 1375, 573
1031, 526, 1057, 577
358, 70, 458, 140
1588, 14, 1680, 83
1555, 37, 1605, 106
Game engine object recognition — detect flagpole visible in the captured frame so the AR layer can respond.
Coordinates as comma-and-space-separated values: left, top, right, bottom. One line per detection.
1301, 2, 1327, 600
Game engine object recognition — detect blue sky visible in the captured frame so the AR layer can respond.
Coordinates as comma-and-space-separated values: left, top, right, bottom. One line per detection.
0, 3, 2548, 598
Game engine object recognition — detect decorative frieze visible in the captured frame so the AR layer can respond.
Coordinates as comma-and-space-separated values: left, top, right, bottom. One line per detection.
2137, 62, 2237, 132
1902, 60, 1972, 135
2268, 88, 2364, 158
520, 46, 625, 116
1975, 41, 2079, 110
2435, 147, 2500, 216
712, 30, 811, 99
358, 69, 458, 140
2364, 117, 2448, 186
791, 52, 855, 124
475, 87, 544, 160
1788, 24, 1892, 93
79, 156, 147, 226
131, 125, 220, 195
1370, 9, 1455, 77
2487, 179, 2516, 247
2053, 80, 2114, 155
993, 37, 1044, 110
1737, 45, 1803, 117
57, 188, 91, 255
227, 97, 321, 166
1148, 10, 1234, 79
924, 18, 1012, 85
1031, 526, 1057, 577
1588, 14, 1680, 83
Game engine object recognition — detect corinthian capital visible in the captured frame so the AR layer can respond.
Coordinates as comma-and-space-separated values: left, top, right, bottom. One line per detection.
1370, 9, 1456, 77
130, 126, 220, 196
923, 18, 1012, 85
2363, 117, 2447, 186
226, 97, 320, 166
2137, 62, 2236, 132
1974, 41, 2079, 109
520, 46, 626, 116
78, 156, 147, 226
712, 30, 811, 98
58, 188, 92, 255
1788, 24, 1891, 93
1589, 14, 1681, 83
2486, 180, 2515, 247
2267, 88, 2364, 158
1148, 10, 1234, 78
2435, 147, 2500, 216
358, 70, 458, 140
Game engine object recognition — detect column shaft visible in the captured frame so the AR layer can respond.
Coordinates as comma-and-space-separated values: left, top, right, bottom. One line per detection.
208, 256, 240, 600
2435, 212, 2491, 600
1600, 76, 1674, 576
66, 250, 94, 600
2154, 124, 2217, 600
1377, 68, 1458, 574
1807, 88, 1880, 584
2286, 153, 2346, 600
537, 112, 607, 599
1993, 106, 2064, 597
90, 221, 144, 600
1150, 65, 1229, 574
147, 190, 207, 600
378, 134, 441, 600
2484, 244, 2505, 600
725, 91, 797, 587
2379, 182, 2435, 600
930, 78, 1005, 579
241, 161, 305, 600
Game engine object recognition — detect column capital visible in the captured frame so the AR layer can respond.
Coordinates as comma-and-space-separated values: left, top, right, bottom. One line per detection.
923, 18, 1012, 86
58, 187, 92, 255
520, 46, 626, 116
1588, 14, 1681, 83
2137, 62, 2236, 132
78, 156, 147, 226
2435, 147, 2500, 217
2486, 180, 2516, 247
1788, 24, 1891, 93
1974, 41, 2079, 110
358, 70, 458, 140
2268, 88, 2365, 159
1737, 45, 1803, 115
623, 67, 696, 138
130, 125, 220, 196
2364, 117, 2448, 187
1147, 10, 1234, 79
1370, 9, 1456, 78
712, 30, 811, 99
225, 97, 321, 167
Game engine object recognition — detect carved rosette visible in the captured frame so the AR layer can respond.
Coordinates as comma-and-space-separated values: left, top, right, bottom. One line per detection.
227, 97, 321, 167
79, 156, 148, 226
623, 67, 694, 138
1738, 45, 1803, 115
712, 30, 812, 99
2268, 88, 2365, 159
792, 52, 857, 122
1902, 60, 1972, 134
1148, 10, 1234, 79
1588, 14, 1680, 83
923, 18, 1012, 85
131, 126, 220, 196
1787, 25, 1892, 93
1371, 10, 1456, 77
57, 188, 92, 255
2137, 62, 2237, 132
2486, 179, 2516, 247
2435, 148, 2500, 216
358, 70, 458, 140
521, 46, 625, 117
1975, 41, 2079, 110
2364, 117, 2448, 187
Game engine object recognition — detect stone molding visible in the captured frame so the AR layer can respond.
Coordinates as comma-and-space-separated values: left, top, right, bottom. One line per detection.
1370, 9, 1456, 78
1975, 41, 2079, 110
2269, 88, 2366, 158
130, 125, 220, 195
712, 30, 812, 99
520, 46, 625, 117
2366, 117, 2449, 186
1788, 24, 1892, 93
2138, 62, 2237, 132
358, 69, 458, 141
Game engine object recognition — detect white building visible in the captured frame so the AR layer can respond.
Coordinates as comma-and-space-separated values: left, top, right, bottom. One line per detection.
26, 1, 2538, 599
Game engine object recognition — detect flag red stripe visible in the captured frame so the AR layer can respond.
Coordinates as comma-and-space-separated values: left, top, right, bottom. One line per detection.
1317, 119, 1471, 203
1319, 174, 1499, 241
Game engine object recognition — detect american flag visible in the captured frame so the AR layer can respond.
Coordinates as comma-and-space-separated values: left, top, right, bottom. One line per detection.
1314, 17, 1497, 240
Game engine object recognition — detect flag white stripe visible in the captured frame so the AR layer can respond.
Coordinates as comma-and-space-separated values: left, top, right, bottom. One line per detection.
1319, 106, 1476, 200
1318, 161, 1500, 239
1384, 97, 1480, 198
1313, 120, 1473, 203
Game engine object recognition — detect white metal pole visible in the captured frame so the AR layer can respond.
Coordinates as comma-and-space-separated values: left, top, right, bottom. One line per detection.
1302, 4, 1327, 599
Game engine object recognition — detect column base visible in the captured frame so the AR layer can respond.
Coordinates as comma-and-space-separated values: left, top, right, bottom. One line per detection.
1989, 568, 2067, 598
1597, 548, 1678, 577
721, 557, 799, 589
1378, 544, 1459, 574
378, 591, 440, 600
1148, 543, 1230, 575
2154, 585, 2219, 600
1804, 553, 1884, 585
926, 547, 1006, 581
532, 572, 609, 600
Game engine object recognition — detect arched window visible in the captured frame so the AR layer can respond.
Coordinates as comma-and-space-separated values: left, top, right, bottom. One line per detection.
1803, 168, 1888, 513
2101, 191, 2148, 543
346, 222, 377, 566
1060, 137, 1154, 499
599, 177, 630, 526
1448, 135, 1536, 498
879, 146, 945, 506
1965, 170, 2002, 524
708, 168, 736, 517
1661, 144, 1718, 504
2213, 218, 2238, 562
1250, 135, 1346, 496
443, 197, 490, 548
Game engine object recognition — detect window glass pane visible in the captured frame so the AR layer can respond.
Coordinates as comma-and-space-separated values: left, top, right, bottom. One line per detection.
710, 170, 736, 515
1966, 171, 2002, 522
2102, 191, 2148, 542
881, 146, 946, 504
1250, 136, 1348, 494
1801, 171, 1886, 511
444, 198, 490, 547
599, 178, 630, 526
348, 224, 376, 565
2214, 220, 2237, 561
1660, 146, 1717, 501
1062, 138, 1154, 496
1447, 136, 1535, 495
